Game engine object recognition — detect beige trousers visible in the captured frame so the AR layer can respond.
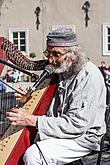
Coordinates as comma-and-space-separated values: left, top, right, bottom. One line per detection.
23, 138, 90, 165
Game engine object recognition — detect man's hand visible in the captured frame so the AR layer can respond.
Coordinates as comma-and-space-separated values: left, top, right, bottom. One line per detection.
6, 108, 37, 126
16, 87, 28, 103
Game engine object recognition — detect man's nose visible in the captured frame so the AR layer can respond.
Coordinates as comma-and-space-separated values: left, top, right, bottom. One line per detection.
48, 56, 56, 64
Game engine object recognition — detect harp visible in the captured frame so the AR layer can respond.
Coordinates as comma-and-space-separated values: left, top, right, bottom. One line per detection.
0, 37, 57, 165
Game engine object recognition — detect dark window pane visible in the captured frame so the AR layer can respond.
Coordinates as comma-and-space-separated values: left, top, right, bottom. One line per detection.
20, 46, 26, 51
13, 39, 18, 44
108, 28, 110, 35
20, 32, 25, 38
13, 32, 18, 38
108, 44, 110, 50
20, 39, 25, 44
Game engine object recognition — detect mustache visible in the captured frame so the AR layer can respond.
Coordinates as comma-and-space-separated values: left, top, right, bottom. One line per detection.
51, 55, 67, 67
50, 61, 60, 67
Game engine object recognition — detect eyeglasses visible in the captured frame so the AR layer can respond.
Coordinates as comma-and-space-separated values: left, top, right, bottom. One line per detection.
43, 49, 71, 58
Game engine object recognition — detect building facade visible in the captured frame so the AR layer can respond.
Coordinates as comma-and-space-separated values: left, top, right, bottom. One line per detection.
0, 0, 110, 66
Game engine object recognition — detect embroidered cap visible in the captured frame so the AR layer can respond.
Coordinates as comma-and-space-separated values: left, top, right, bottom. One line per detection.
47, 28, 78, 47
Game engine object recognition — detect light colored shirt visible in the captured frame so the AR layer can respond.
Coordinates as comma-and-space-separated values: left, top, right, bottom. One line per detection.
37, 61, 106, 150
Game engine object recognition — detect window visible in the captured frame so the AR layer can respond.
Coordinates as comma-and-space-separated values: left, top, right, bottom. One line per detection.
9, 28, 29, 55
102, 24, 110, 56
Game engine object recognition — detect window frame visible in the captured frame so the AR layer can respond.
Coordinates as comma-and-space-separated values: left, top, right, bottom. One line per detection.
102, 23, 110, 56
9, 28, 29, 55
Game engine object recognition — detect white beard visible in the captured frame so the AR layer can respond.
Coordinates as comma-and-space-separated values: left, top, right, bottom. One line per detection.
54, 56, 73, 74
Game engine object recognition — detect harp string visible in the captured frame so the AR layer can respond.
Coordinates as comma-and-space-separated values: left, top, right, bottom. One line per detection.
0, 46, 17, 137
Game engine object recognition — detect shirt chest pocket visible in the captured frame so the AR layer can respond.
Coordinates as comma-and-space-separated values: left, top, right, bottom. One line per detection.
68, 90, 88, 111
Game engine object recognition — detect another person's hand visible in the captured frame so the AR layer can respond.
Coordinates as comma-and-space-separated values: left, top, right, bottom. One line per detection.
6, 107, 37, 126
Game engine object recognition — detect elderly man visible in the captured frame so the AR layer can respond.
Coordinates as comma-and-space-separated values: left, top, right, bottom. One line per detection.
7, 28, 106, 165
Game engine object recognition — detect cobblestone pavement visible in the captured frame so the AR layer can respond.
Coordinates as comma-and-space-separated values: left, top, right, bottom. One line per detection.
81, 140, 110, 165
82, 150, 110, 165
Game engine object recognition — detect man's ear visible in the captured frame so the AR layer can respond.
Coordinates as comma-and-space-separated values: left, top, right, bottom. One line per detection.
73, 49, 78, 56
71, 49, 78, 60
